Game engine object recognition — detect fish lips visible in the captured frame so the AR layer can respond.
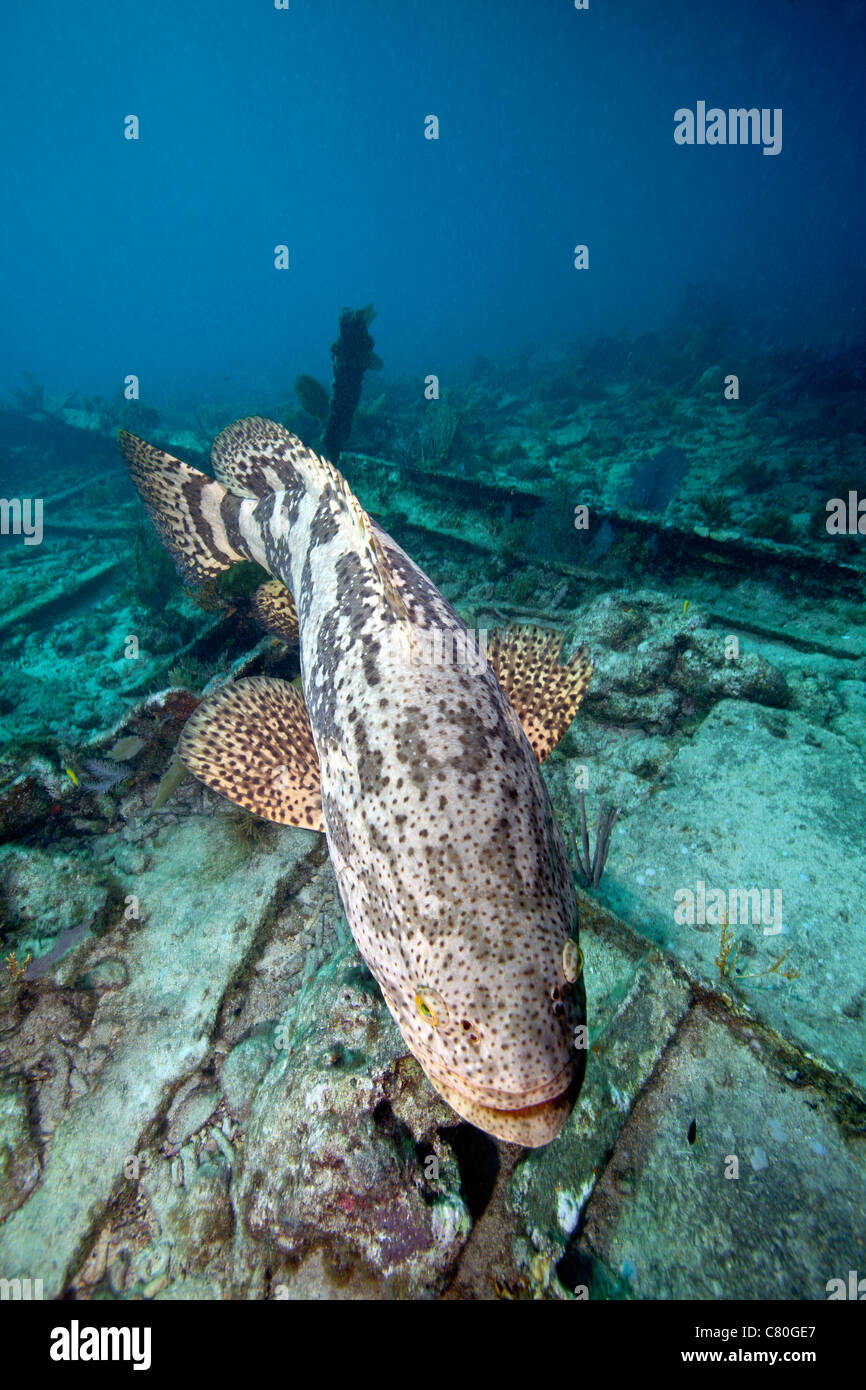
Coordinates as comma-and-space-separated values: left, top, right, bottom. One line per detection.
425, 1052, 586, 1148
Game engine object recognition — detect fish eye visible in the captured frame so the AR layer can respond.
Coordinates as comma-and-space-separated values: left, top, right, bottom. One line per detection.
415, 987, 448, 1028
562, 939, 583, 984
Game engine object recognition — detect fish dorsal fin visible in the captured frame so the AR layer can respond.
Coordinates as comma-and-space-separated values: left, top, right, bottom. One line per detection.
211, 417, 323, 498
486, 627, 593, 763
250, 580, 300, 644
177, 676, 323, 831
326, 474, 411, 623
366, 524, 411, 622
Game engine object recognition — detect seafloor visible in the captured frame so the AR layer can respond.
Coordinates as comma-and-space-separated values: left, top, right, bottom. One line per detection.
0, 334, 864, 1298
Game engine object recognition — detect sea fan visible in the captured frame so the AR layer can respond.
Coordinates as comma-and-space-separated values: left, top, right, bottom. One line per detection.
80, 758, 128, 793
569, 794, 621, 890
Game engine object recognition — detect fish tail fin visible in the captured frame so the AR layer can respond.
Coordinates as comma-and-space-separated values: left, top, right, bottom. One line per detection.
118, 430, 249, 586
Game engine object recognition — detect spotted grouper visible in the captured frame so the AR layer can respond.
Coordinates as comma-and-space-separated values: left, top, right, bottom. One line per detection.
119, 418, 593, 1145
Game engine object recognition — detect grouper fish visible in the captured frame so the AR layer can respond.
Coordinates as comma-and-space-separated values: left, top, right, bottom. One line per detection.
119, 418, 593, 1145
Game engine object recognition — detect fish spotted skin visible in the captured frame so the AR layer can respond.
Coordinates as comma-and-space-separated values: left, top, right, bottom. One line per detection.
120, 418, 589, 1145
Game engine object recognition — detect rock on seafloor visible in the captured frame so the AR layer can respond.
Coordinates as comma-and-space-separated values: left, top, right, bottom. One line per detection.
230, 942, 471, 1299
0, 812, 472, 1299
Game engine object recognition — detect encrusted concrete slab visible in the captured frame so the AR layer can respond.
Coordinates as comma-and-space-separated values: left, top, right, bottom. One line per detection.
0, 817, 317, 1296
594, 700, 866, 1088
509, 903, 692, 1292
571, 1003, 866, 1299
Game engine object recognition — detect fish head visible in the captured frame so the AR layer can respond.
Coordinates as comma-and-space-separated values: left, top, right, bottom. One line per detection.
372, 850, 587, 1148
319, 650, 590, 1148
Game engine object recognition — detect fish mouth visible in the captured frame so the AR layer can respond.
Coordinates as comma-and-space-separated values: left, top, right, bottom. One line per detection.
432, 1073, 578, 1147
423, 1058, 584, 1148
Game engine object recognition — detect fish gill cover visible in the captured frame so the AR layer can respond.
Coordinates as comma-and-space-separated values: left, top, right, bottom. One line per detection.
0, 0, 863, 1337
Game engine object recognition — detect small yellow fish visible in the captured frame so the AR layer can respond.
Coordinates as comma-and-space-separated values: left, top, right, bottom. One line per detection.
65, 766, 79, 786
682, 599, 690, 614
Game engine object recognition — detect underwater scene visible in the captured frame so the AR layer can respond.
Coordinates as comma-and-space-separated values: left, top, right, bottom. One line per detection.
1, 0, 864, 1318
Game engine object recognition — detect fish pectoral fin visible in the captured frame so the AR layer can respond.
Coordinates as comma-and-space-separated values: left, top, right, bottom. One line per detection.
177, 675, 324, 831
486, 626, 593, 763
250, 580, 300, 644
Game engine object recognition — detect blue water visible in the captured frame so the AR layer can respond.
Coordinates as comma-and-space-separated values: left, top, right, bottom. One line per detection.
1, 0, 863, 406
